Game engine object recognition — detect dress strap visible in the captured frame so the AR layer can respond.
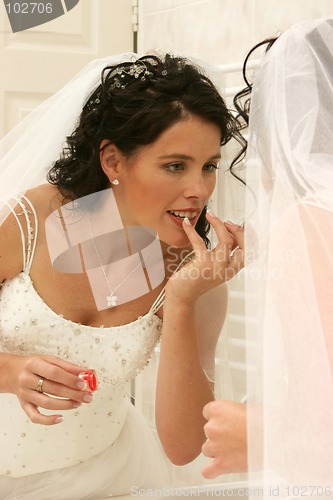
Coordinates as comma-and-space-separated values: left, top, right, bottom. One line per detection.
3, 195, 38, 274
149, 250, 195, 315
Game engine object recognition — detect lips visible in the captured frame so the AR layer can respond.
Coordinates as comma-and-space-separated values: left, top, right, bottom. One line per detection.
167, 209, 197, 220
167, 208, 200, 227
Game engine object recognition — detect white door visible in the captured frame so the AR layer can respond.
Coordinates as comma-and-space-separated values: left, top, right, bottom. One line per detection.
0, 0, 134, 137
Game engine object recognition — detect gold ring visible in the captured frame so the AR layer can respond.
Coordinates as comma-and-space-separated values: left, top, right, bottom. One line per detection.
36, 378, 44, 393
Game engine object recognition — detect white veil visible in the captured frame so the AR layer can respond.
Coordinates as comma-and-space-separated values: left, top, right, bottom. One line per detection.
0, 52, 137, 225
245, 16, 333, 497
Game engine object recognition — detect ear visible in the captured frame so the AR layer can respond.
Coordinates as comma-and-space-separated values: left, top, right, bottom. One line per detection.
100, 140, 124, 182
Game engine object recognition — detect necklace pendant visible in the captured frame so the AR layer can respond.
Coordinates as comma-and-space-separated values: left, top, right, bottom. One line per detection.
106, 294, 117, 308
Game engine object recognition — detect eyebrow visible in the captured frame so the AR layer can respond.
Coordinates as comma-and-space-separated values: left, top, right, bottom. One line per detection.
158, 153, 222, 161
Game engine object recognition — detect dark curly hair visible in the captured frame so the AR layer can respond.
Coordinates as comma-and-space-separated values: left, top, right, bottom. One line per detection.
231, 37, 278, 184
48, 53, 244, 247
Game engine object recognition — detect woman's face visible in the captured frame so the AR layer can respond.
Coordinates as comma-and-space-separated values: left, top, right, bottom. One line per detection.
113, 114, 221, 248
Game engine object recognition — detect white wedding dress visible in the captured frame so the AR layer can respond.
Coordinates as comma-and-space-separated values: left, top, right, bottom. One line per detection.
0, 197, 171, 499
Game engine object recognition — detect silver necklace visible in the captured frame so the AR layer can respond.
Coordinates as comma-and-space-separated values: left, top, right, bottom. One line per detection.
88, 214, 145, 309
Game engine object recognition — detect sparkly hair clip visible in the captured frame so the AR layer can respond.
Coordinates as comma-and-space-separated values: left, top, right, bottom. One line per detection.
85, 93, 101, 111
85, 60, 168, 110
109, 61, 154, 90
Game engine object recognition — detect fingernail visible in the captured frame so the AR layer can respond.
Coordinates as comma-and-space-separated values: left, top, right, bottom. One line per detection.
73, 402, 81, 408
224, 220, 234, 225
55, 416, 63, 424
206, 209, 216, 217
83, 394, 93, 403
183, 217, 191, 226
77, 380, 86, 389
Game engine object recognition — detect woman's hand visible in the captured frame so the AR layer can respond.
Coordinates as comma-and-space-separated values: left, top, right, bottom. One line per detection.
4, 353, 94, 425
201, 400, 248, 478
165, 211, 244, 304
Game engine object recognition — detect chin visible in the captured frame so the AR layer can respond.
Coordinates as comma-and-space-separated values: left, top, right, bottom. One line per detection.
159, 233, 191, 249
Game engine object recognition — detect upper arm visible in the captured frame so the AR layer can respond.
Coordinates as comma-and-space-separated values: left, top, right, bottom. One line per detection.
195, 283, 228, 382
0, 186, 50, 283
0, 205, 27, 282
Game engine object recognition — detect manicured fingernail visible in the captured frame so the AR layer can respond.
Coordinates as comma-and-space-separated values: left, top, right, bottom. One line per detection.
206, 209, 216, 217
183, 217, 191, 226
83, 394, 93, 403
77, 380, 86, 389
55, 416, 63, 424
73, 402, 81, 408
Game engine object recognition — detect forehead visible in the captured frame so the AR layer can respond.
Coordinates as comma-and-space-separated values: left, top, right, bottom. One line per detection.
135, 115, 221, 158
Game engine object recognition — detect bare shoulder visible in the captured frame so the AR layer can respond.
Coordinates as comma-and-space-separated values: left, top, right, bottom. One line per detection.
0, 184, 62, 281
24, 183, 65, 217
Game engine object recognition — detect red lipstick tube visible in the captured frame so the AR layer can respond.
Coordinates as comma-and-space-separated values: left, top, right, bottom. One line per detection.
78, 370, 98, 392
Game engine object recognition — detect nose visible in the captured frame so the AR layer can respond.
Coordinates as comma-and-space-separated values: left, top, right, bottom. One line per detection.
183, 172, 213, 201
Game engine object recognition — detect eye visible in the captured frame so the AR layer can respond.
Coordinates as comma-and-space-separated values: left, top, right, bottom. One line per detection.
203, 163, 219, 172
165, 163, 184, 173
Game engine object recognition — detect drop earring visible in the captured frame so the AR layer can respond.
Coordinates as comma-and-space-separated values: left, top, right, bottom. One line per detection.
111, 179, 119, 186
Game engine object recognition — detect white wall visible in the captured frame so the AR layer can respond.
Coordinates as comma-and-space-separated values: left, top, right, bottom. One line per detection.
138, 0, 333, 65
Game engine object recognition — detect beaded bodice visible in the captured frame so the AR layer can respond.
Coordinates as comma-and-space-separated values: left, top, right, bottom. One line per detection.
0, 196, 164, 477
0, 272, 163, 386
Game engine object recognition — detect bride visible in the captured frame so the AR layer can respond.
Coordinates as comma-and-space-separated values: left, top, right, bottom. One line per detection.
0, 52, 244, 499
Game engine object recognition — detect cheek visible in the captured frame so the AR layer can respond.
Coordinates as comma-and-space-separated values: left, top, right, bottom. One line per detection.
130, 185, 161, 213
207, 176, 217, 197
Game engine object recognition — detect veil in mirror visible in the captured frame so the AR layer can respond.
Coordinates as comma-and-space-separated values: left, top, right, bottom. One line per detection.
245, 16, 333, 497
